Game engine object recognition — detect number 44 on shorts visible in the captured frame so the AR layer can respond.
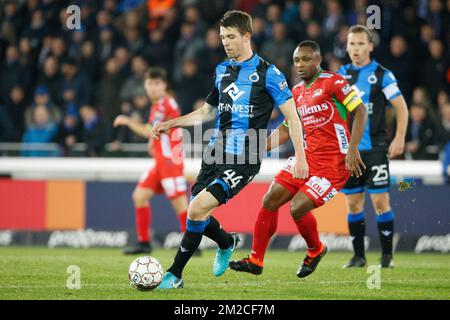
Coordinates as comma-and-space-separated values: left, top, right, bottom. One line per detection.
222, 170, 243, 189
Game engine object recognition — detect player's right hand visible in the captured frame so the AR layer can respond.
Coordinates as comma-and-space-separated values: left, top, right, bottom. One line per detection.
345, 148, 366, 178
150, 121, 172, 139
113, 115, 129, 127
293, 157, 309, 180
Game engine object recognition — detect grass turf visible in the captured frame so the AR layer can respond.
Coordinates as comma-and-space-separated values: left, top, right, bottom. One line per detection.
0, 247, 449, 300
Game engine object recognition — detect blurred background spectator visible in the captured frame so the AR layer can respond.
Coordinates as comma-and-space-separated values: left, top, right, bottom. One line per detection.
405, 102, 440, 160
0, 0, 447, 160
20, 104, 59, 157
79, 104, 111, 157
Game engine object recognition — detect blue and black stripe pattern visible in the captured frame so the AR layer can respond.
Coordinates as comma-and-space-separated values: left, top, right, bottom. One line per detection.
205, 53, 292, 164
338, 59, 402, 152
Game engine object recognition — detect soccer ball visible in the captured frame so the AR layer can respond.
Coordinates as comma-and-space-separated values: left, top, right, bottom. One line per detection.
128, 256, 164, 291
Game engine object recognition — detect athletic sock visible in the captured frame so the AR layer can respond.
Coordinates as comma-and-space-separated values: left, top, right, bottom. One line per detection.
136, 206, 151, 243
203, 216, 232, 249
250, 207, 279, 264
167, 219, 206, 279
177, 210, 188, 233
293, 211, 322, 256
348, 212, 366, 258
376, 210, 394, 255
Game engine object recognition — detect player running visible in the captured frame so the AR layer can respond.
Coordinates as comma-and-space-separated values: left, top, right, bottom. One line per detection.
230, 40, 367, 278
338, 25, 409, 268
114, 67, 189, 255
151, 10, 308, 289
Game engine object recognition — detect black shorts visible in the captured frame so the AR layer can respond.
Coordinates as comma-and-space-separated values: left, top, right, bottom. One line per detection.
341, 149, 390, 195
190, 161, 260, 205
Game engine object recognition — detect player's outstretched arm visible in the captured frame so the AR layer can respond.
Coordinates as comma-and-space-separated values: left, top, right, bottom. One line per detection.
346, 103, 367, 177
388, 95, 408, 158
150, 103, 217, 139
278, 98, 308, 179
266, 121, 290, 152
113, 115, 152, 139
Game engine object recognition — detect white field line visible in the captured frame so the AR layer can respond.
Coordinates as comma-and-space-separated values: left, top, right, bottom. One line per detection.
0, 278, 449, 289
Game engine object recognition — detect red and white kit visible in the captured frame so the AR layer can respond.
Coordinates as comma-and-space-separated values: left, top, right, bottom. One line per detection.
275, 70, 362, 207
138, 95, 187, 199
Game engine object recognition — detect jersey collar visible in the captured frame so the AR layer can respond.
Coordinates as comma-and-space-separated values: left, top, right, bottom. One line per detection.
304, 69, 323, 89
229, 52, 259, 67
351, 59, 377, 70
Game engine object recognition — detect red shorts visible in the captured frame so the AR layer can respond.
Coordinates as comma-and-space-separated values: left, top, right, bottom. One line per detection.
274, 157, 349, 208
137, 161, 187, 199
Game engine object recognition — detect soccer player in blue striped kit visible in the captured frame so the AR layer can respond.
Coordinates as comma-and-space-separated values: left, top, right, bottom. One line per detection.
338, 25, 409, 268
151, 10, 308, 288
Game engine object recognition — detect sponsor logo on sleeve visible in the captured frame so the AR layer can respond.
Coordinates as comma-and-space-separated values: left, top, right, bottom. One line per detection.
279, 80, 288, 91
341, 84, 352, 95
334, 123, 349, 154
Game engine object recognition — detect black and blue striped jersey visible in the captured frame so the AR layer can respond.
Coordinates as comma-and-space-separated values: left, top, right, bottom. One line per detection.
338, 59, 402, 151
205, 52, 292, 164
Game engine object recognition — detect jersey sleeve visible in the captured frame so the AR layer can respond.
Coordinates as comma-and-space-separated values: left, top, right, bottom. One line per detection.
381, 69, 402, 101
265, 64, 293, 107
330, 74, 363, 112
205, 69, 219, 107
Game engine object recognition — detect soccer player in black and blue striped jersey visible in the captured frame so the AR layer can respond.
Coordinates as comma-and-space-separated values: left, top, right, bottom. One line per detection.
338, 25, 409, 268
151, 10, 308, 289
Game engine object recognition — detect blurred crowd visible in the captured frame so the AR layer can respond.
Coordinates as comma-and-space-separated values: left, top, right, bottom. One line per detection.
0, 0, 449, 160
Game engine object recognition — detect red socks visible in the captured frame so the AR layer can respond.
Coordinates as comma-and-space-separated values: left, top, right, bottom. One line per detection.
294, 211, 322, 257
250, 207, 279, 265
178, 210, 188, 232
136, 206, 151, 243
136, 207, 187, 242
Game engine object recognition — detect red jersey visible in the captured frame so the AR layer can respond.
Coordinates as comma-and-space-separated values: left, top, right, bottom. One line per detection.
148, 95, 183, 162
287, 70, 362, 177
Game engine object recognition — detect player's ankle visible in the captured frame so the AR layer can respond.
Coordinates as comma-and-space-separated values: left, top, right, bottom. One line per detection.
249, 255, 264, 267
306, 242, 324, 258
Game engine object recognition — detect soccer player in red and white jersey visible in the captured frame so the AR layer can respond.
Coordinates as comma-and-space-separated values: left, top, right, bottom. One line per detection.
230, 40, 368, 278
114, 67, 189, 254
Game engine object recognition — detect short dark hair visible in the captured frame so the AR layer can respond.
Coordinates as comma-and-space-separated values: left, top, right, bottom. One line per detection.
349, 24, 373, 43
297, 40, 321, 54
220, 10, 253, 35
144, 67, 167, 82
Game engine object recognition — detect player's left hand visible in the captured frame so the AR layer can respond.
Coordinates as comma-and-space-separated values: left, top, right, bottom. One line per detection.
150, 121, 171, 139
388, 137, 405, 159
345, 148, 366, 178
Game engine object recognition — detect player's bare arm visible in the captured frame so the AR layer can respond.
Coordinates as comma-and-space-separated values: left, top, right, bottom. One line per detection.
279, 98, 309, 179
113, 115, 152, 139
346, 103, 367, 177
388, 95, 409, 158
151, 103, 217, 139
266, 122, 290, 152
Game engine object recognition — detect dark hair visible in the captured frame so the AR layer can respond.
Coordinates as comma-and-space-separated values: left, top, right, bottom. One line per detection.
349, 24, 373, 43
297, 40, 321, 54
219, 10, 253, 35
144, 67, 167, 82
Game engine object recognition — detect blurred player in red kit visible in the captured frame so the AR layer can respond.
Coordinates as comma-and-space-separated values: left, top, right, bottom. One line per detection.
114, 67, 189, 254
230, 41, 368, 278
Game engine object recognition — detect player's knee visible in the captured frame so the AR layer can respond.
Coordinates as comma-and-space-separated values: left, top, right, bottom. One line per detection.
372, 197, 390, 213
132, 190, 149, 207
290, 202, 308, 221
188, 201, 211, 220
347, 198, 364, 213
262, 191, 281, 211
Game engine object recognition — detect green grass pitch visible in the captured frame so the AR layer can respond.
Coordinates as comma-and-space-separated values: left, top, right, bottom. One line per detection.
0, 247, 449, 300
